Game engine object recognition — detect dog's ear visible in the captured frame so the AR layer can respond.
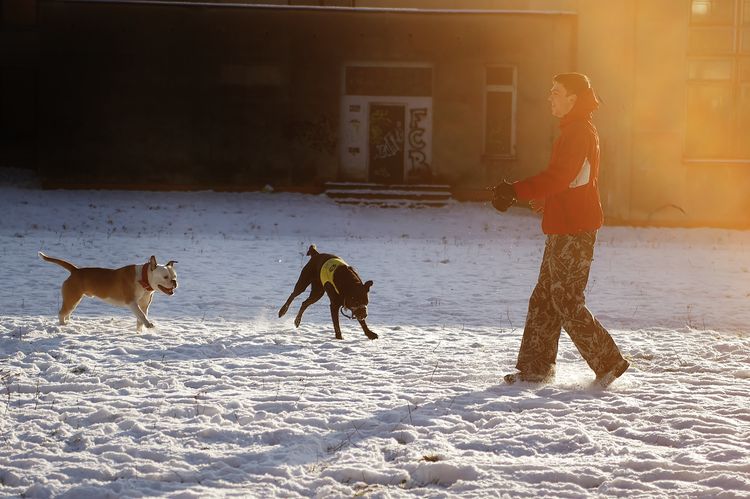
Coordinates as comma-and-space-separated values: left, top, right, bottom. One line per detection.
149, 255, 158, 271
166, 260, 177, 268
364, 280, 373, 291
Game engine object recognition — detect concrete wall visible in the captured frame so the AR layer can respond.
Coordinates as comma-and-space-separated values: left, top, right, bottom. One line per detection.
571, 0, 636, 222
574, 0, 750, 228
359, 0, 750, 228
631, 0, 750, 228
36, 1, 574, 190
27, 0, 750, 227
629, 0, 690, 225
38, 3, 324, 186
0, 0, 38, 170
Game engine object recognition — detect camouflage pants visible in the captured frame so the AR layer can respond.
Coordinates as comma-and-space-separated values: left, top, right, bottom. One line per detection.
516, 231, 625, 377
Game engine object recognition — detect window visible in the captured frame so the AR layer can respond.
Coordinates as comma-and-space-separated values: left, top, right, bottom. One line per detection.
484, 66, 516, 157
686, 0, 750, 158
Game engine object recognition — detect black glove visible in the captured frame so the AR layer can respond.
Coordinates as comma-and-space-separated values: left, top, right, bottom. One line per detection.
491, 180, 517, 212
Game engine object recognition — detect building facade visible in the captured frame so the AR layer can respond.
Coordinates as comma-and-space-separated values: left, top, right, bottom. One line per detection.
1, 0, 748, 228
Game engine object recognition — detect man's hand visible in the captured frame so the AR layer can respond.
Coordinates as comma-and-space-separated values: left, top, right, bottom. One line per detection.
491, 180, 517, 212
529, 198, 545, 214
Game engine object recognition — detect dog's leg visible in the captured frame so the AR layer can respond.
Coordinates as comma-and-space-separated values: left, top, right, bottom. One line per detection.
329, 302, 343, 340
358, 319, 378, 340
59, 279, 83, 325
128, 302, 154, 330
279, 267, 314, 318
136, 294, 153, 332
294, 285, 324, 328
324, 287, 344, 339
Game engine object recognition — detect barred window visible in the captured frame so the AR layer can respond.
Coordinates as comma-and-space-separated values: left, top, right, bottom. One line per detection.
686, 0, 750, 159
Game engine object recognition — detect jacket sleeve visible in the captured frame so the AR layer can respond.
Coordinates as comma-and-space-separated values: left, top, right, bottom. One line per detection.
513, 126, 589, 201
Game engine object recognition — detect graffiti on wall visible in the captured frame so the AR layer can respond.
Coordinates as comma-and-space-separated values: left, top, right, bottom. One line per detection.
374, 122, 404, 160
407, 107, 431, 180
284, 117, 337, 155
369, 105, 405, 183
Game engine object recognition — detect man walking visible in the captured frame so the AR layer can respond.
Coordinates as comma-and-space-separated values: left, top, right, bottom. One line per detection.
492, 73, 629, 386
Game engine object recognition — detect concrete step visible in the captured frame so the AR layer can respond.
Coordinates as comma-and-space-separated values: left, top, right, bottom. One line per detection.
325, 181, 451, 192
334, 198, 449, 208
324, 182, 452, 208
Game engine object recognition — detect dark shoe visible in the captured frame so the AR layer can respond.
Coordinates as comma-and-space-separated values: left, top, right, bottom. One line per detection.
595, 358, 630, 387
504, 371, 554, 384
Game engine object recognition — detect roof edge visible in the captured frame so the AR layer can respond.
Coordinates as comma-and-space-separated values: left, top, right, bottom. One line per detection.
49, 0, 578, 16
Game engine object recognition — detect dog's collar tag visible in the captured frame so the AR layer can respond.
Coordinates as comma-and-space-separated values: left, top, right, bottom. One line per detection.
139, 263, 153, 291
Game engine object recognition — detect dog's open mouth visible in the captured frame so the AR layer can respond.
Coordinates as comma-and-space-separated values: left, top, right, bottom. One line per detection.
158, 285, 175, 296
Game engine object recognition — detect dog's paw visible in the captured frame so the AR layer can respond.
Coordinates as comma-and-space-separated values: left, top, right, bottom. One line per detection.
294, 316, 301, 328
145, 321, 155, 328
278, 305, 288, 318
366, 332, 379, 340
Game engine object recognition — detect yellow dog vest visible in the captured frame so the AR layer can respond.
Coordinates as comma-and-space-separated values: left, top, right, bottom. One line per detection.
320, 257, 347, 294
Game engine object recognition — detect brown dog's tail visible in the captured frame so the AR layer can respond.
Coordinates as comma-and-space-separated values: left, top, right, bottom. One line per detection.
307, 244, 318, 257
39, 252, 78, 273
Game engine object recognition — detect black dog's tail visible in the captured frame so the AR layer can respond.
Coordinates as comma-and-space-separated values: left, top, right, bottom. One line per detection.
307, 244, 318, 257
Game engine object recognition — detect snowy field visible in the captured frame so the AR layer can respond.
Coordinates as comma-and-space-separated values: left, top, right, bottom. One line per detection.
1, 177, 750, 498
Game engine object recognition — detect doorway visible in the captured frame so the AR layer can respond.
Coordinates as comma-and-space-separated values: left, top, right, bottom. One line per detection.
368, 104, 405, 183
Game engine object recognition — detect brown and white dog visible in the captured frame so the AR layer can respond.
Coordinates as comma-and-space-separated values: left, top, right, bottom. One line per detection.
39, 252, 177, 331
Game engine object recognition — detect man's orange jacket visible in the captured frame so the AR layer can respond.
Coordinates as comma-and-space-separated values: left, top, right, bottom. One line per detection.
513, 89, 604, 235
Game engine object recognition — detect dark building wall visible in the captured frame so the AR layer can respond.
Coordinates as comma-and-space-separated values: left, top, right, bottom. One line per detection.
37, 1, 574, 188
40, 2, 297, 186
1, 0, 38, 170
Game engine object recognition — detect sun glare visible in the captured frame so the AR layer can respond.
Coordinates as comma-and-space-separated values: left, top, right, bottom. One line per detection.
691, 0, 711, 17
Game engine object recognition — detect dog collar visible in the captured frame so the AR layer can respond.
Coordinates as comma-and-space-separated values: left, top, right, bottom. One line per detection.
139, 263, 153, 291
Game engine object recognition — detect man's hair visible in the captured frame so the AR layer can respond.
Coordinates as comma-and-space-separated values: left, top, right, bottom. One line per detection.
553, 73, 591, 96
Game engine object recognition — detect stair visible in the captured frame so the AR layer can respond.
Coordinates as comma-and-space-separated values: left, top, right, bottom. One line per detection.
324, 182, 452, 208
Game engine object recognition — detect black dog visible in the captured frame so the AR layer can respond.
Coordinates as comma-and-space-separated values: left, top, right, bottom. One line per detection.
278, 245, 377, 340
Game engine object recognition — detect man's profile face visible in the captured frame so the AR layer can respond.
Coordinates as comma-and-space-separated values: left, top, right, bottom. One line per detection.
549, 81, 577, 118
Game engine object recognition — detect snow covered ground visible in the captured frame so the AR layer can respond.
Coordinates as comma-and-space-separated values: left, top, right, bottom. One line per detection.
1, 179, 749, 498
